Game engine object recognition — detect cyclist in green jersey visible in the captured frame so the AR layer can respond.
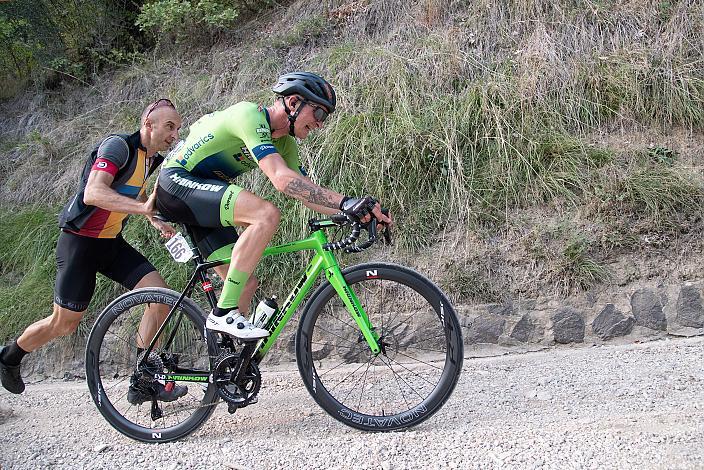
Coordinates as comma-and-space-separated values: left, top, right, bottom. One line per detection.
156, 72, 392, 340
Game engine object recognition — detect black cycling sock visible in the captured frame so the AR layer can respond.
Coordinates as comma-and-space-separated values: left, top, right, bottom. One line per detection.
213, 306, 237, 317
2, 340, 28, 366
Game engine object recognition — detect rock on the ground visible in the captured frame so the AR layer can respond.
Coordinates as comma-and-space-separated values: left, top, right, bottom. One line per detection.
592, 304, 635, 340
510, 314, 536, 343
676, 285, 704, 328
0, 405, 13, 425
631, 289, 667, 331
552, 307, 585, 344
466, 314, 505, 344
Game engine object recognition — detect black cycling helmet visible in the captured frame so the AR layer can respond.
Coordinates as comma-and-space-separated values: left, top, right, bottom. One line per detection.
272, 72, 336, 113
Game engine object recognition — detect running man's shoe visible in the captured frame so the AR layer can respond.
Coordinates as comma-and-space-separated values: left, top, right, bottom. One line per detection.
127, 381, 188, 405
0, 346, 25, 394
206, 310, 269, 340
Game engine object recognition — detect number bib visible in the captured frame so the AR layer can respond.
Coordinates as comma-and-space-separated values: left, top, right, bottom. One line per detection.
164, 232, 194, 263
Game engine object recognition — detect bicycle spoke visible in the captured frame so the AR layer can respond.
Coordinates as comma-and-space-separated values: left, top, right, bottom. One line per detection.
314, 324, 367, 350
402, 344, 447, 354
379, 356, 412, 410
327, 360, 373, 394
104, 376, 131, 394
410, 332, 449, 342
310, 341, 365, 353
321, 308, 362, 333
356, 356, 375, 412
385, 355, 440, 387
111, 385, 130, 406
381, 357, 429, 403
103, 329, 137, 352
383, 310, 422, 337
392, 350, 445, 371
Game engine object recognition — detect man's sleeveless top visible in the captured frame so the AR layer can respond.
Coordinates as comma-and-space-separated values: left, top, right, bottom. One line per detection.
163, 101, 306, 180
58, 131, 163, 238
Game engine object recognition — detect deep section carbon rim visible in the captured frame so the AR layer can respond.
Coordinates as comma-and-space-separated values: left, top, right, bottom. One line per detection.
85, 288, 219, 442
297, 263, 463, 431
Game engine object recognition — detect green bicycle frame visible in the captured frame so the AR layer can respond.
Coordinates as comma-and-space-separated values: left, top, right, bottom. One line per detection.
217, 221, 381, 361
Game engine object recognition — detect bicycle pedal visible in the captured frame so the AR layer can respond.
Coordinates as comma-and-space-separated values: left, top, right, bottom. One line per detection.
227, 402, 239, 414
236, 338, 262, 346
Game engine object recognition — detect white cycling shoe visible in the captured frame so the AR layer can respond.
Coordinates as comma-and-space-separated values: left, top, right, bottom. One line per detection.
206, 310, 270, 340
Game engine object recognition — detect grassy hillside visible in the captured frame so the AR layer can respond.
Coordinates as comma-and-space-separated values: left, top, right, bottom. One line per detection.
0, 0, 702, 340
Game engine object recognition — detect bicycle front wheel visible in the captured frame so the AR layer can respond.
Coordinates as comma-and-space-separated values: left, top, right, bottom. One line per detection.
296, 263, 463, 431
85, 287, 220, 443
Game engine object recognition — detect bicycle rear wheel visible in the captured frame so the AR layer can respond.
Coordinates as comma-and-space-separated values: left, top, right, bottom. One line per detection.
85, 287, 220, 443
296, 263, 463, 431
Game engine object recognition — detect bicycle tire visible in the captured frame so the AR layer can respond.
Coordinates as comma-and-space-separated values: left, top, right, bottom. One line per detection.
85, 287, 220, 443
296, 263, 463, 431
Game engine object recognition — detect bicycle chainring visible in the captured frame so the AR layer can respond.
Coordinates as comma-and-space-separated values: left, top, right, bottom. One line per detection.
213, 352, 261, 407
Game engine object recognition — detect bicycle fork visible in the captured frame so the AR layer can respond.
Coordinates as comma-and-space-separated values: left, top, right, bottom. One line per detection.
325, 266, 381, 356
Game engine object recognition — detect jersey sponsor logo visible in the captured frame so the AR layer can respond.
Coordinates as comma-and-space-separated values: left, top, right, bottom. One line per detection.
213, 170, 236, 183
177, 133, 215, 165
235, 147, 254, 163
252, 144, 276, 161
235, 147, 257, 169
223, 189, 234, 211
168, 173, 224, 192
255, 124, 271, 142
166, 140, 185, 161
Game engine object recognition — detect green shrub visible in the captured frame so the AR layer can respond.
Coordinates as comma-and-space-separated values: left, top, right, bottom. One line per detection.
0, 0, 147, 95
557, 234, 610, 292
0, 207, 58, 341
136, 0, 269, 43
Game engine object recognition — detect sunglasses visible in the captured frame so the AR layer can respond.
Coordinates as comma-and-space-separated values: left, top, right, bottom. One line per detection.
143, 98, 176, 120
306, 102, 329, 123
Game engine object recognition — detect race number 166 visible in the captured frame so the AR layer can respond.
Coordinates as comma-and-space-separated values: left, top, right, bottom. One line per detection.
164, 233, 194, 263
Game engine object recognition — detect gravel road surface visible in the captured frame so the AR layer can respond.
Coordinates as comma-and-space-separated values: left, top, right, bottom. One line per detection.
1, 337, 703, 469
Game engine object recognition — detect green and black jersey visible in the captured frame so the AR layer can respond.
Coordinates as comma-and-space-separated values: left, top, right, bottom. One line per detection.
156, 101, 308, 259
164, 101, 306, 180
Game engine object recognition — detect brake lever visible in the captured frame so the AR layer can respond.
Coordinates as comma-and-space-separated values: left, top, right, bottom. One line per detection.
379, 208, 392, 245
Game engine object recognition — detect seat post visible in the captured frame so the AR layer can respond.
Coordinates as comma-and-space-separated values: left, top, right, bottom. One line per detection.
180, 223, 206, 264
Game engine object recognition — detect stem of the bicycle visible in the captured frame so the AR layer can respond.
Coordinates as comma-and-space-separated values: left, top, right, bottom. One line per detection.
253, 229, 381, 360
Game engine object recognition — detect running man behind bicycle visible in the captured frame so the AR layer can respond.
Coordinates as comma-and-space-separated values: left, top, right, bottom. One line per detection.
0, 99, 188, 405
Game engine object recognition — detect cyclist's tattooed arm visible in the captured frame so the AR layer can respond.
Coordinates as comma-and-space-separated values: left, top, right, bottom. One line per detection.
259, 154, 342, 215
284, 177, 341, 210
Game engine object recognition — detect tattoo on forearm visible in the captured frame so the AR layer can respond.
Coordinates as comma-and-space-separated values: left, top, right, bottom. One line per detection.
284, 178, 339, 208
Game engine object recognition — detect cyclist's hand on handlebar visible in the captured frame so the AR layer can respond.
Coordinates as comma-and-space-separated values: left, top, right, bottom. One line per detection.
340, 196, 375, 220
340, 196, 392, 226
370, 202, 392, 226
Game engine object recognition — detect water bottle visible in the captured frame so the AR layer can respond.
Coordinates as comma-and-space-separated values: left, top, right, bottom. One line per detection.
252, 296, 278, 328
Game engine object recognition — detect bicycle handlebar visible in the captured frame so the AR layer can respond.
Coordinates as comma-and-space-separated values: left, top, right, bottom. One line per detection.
316, 211, 392, 252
